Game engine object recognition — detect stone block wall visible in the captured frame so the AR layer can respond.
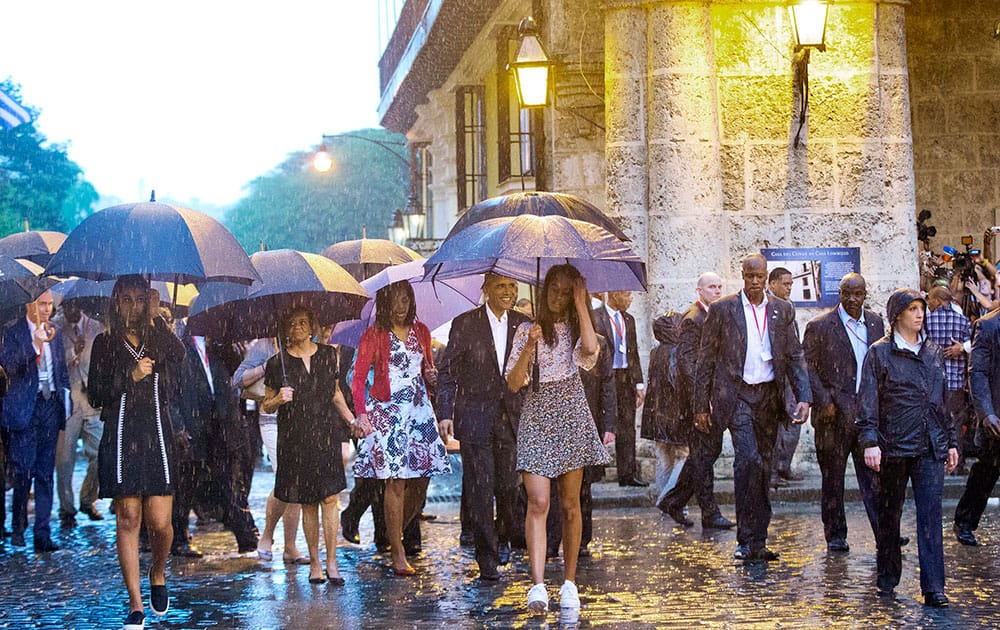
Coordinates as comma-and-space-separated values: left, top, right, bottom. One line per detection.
908, 0, 1000, 255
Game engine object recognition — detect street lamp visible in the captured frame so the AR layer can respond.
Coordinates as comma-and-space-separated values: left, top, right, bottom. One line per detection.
508, 17, 554, 108
388, 209, 407, 244
788, 0, 830, 148
400, 194, 425, 241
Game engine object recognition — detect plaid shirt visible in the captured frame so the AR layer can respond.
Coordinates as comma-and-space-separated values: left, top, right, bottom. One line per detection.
924, 305, 971, 391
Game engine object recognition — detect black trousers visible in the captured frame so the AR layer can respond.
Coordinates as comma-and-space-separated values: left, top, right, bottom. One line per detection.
341, 476, 420, 548
173, 458, 258, 550
771, 422, 801, 475
459, 416, 518, 574
955, 437, 1000, 531
660, 420, 724, 519
729, 381, 781, 550
877, 455, 945, 595
613, 370, 638, 480
0, 426, 8, 536
814, 412, 879, 543
545, 479, 594, 553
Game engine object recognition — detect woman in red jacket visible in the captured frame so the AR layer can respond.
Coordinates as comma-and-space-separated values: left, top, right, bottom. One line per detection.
352, 281, 451, 575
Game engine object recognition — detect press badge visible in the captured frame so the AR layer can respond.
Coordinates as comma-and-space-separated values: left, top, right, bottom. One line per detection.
760, 349, 772, 362
619, 342, 626, 353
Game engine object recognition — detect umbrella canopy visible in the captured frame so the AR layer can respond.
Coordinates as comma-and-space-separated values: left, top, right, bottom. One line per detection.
321, 238, 422, 281
445, 191, 630, 242
185, 249, 369, 341
45, 201, 259, 285
424, 215, 646, 292
330, 260, 483, 348
0, 231, 67, 265
52, 278, 199, 320
0, 255, 59, 312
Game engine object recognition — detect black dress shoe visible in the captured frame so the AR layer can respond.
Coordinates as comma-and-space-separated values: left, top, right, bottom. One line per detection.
10, 532, 25, 547
60, 514, 76, 529
827, 538, 850, 553
898, 536, 910, 547
404, 541, 422, 556
954, 523, 978, 546
618, 477, 649, 487
778, 469, 805, 482
480, 568, 501, 581
747, 547, 779, 562
770, 475, 789, 488
661, 504, 694, 528
34, 537, 60, 553
702, 514, 735, 530
877, 587, 895, 599
81, 506, 104, 521
733, 544, 750, 560
341, 521, 361, 545
498, 542, 511, 566
924, 592, 949, 608
171, 542, 204, 558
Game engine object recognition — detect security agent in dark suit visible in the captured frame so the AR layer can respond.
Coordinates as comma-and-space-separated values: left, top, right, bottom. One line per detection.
803, 273, 884, 553
0, 291, 70, 552
593, 291, 647, 486
546, 333, 617, 557
954, 307, 1000, 547
659, 272, 734, 529
693, 254, 811, 562
437, 273, 529, 580
171, 335, 259, 556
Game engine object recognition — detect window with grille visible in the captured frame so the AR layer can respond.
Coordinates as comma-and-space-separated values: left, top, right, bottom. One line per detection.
455, 86, 487, 212
415, 144, 434, 237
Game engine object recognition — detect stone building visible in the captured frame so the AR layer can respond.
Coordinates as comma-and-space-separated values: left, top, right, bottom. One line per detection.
375, 0, 1000, 478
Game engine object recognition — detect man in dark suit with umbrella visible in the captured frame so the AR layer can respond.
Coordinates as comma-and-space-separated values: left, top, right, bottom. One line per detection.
694, 254, 811, 561
437, 273, 529, 580
593, 291, 647, 486
0, 290, 69, 552
803, 272, 884, 552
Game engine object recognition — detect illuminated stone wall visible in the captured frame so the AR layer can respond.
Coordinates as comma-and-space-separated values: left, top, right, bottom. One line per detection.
908, 0, 1000, 255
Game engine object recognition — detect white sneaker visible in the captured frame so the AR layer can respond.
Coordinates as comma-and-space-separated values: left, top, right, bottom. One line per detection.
527, 583, 549, 612
559, 580, 580, 609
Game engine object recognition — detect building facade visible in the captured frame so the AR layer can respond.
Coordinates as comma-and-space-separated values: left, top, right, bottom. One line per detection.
376, 0, 1000, 477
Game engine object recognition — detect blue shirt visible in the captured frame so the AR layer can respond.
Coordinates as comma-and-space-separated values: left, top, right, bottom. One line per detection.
838, 305, 869, 393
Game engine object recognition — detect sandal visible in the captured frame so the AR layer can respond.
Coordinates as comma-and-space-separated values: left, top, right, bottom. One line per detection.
283, 553, 311, 565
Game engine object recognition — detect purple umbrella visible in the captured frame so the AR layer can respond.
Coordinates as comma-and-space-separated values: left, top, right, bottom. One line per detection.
424, 214, 646, 293
320, 238, 422, 281
331, 260, 483, 348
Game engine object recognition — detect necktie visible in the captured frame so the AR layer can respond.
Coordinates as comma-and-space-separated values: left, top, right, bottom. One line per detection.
39, 344, 52, 399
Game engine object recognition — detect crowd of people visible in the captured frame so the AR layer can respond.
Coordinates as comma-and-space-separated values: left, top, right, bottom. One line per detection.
2, 247, 999, 627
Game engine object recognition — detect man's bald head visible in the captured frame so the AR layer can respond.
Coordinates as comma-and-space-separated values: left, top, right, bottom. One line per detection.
741, 254, 768, 304
696, 272, 723, 305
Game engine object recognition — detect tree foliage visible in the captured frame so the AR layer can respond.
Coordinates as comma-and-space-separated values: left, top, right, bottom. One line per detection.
0, 79, 99, 236
225, 128, 409, 253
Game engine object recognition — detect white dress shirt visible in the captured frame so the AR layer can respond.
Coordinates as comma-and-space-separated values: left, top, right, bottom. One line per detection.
485, 306, 508, 375
192, 335, 214, 395
741, 291, 774, 384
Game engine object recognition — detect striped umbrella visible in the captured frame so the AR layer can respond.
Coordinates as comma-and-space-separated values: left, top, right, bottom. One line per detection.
0, 230, 67, 266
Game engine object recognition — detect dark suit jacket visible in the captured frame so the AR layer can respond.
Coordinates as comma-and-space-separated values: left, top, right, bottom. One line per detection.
803, 306, 884, 424
592, 306, 643, 386
969, 311, 1000, 442
0, 318, 69, 432
175, 336, 242, 460
580, 334, 616, 435
693, 292, 811, 425
437, 305, 530, 444
676, 301, 708, 416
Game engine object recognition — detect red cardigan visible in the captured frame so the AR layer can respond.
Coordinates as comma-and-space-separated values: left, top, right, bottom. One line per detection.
351, 321, 434, 414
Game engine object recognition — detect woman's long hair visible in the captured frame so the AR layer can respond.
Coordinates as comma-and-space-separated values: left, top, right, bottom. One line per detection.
107, 275, 153, 343
374, 281, 416, 331
536, 264, 585, 347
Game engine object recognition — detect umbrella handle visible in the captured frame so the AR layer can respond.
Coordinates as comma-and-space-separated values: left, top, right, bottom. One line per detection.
277, 334, 289, 387
531, 341, 540, 393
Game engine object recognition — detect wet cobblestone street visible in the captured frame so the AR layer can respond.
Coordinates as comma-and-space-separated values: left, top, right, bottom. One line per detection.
2, 468, 999, 629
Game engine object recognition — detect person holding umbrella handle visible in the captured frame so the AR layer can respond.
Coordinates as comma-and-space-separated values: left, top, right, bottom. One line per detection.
505, 264, 613, 614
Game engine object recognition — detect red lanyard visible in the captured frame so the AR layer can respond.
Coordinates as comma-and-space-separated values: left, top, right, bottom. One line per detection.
610, 311, 625, 342
845, 319, 867, 345
193, 337, 209, 370
749, 302, 767, 342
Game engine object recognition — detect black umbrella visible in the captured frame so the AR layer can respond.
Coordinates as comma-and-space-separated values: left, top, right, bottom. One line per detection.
320, 238, 422, 281
445, 191, 630, 242
0, 256, 59, 324
0, 231, 67, 266
45, 201, 259, 286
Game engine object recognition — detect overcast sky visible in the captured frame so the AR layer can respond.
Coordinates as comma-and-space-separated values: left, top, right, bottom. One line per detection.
1, 1, 384, 213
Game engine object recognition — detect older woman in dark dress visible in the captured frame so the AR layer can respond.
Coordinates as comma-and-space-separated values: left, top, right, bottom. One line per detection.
262, 307, 355, 585
89, 276, 186, 630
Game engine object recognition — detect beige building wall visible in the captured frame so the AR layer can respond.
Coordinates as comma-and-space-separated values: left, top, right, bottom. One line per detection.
908, 0, 1000, 255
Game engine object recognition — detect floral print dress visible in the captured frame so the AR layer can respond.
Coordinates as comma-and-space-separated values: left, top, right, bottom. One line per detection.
353, 328, 451, 479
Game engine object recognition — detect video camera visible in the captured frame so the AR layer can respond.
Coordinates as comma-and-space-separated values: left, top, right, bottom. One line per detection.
943, 236, 979, 284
